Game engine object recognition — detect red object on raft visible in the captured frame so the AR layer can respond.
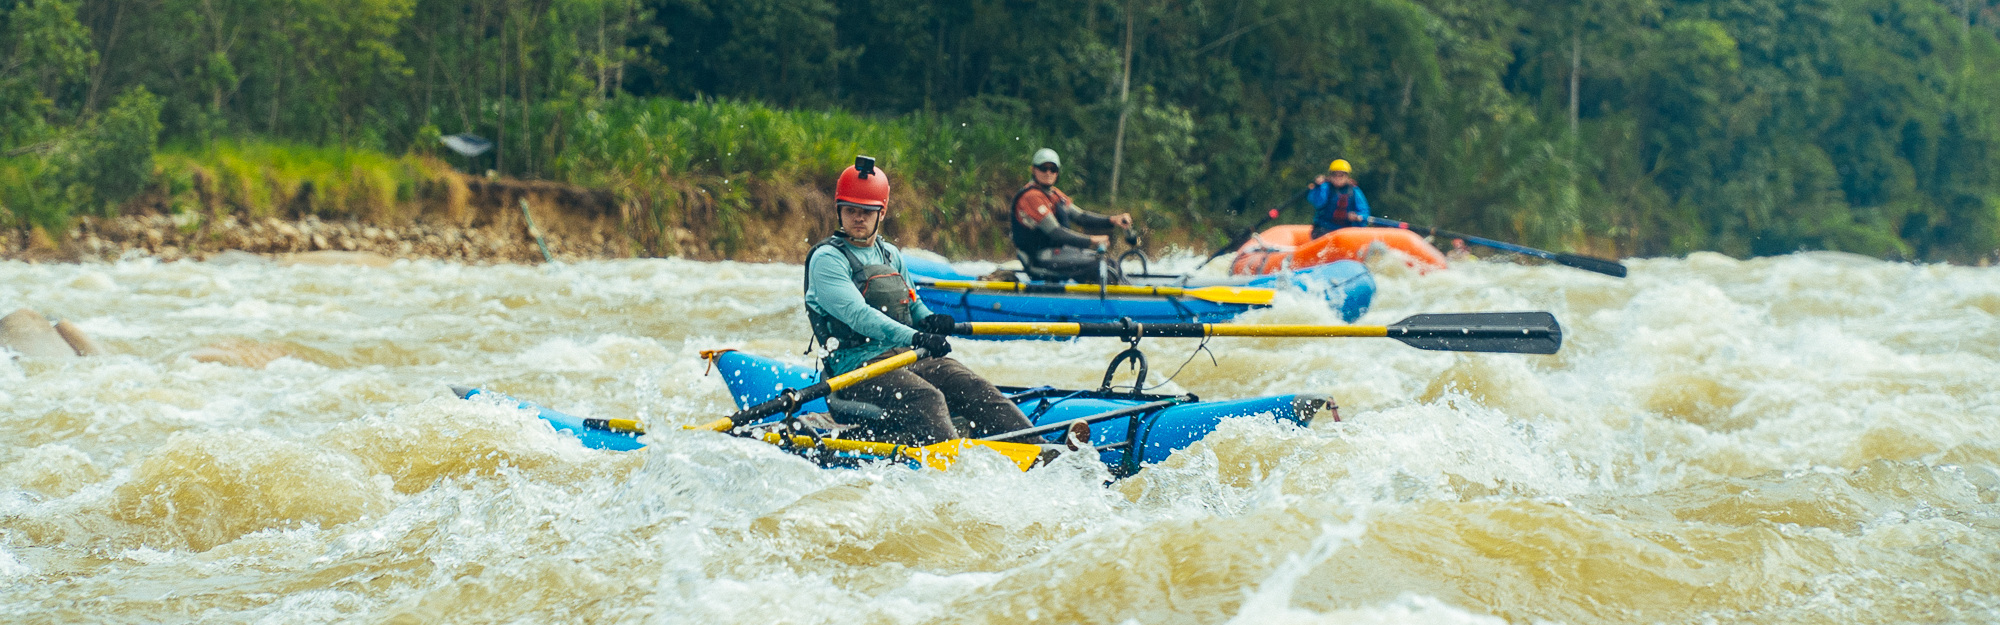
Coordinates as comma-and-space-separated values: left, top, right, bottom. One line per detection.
1230, 225, 1449, 275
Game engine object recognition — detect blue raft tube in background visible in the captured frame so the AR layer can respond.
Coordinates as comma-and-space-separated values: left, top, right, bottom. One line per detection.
901, 254, 1374, 327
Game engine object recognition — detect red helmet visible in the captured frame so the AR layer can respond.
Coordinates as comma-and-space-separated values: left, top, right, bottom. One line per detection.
834, 156, 889, 210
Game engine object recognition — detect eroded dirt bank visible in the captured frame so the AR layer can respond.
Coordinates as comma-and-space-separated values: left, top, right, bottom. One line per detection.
0, 168, 1215, 265
0, 173, 867, 264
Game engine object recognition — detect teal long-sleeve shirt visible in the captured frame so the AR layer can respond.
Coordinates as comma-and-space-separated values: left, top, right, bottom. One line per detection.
804, 238, 934, 375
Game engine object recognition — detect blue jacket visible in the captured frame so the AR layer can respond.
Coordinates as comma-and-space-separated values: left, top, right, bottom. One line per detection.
1308, 183, 1370, 233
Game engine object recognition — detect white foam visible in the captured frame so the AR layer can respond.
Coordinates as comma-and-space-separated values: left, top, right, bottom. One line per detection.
0, 548, 28, 579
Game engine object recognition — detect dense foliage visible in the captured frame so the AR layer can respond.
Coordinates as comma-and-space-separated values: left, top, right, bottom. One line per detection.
3, 0, 1997, 260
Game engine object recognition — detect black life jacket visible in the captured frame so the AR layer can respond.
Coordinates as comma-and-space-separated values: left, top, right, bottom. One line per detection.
1008, 183, 1071, 257
803, 234, 917, 358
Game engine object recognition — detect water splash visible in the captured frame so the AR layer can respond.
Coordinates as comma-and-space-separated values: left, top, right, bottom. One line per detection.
2, 252, 1997, 623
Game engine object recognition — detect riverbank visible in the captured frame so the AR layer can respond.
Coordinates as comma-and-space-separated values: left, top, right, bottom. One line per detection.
0, 150, 1225, 266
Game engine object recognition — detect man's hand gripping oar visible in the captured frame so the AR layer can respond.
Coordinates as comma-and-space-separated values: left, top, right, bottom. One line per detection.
684, 348, 1046, 470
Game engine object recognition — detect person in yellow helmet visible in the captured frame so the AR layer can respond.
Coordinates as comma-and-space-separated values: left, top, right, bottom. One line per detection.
1306, 159, 1370, 239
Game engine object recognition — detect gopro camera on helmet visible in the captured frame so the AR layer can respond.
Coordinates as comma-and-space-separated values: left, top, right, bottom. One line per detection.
855, 155, 876, 178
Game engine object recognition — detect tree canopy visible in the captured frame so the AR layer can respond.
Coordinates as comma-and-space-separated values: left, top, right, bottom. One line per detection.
5, 0, 1998, 261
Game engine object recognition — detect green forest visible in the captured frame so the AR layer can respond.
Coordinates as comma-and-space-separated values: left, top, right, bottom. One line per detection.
4, 0, 1999, 261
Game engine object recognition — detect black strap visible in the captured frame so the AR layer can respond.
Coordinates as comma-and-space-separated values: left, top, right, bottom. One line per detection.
804, 235, 873, 354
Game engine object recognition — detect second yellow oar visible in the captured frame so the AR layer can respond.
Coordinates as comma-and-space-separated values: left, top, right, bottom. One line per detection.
919, 280, 1276, 306
758, 433, 1044, 471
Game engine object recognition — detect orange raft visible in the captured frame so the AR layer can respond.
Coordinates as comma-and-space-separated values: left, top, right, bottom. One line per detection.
1231, 225, 1449, 275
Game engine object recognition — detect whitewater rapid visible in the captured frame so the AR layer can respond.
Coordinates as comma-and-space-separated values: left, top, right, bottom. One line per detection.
1, 250, 1996, 624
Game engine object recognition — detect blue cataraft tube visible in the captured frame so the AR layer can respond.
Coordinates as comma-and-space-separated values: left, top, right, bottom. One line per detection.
453, 386, 646, 451
706, 350, 1330, 475
901, 255, 1374, 328
453, 351, 1331, 476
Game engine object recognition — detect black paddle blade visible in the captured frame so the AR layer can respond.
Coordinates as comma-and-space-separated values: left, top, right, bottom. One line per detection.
1388, 312, 1563, 354
1551, 253, 1628, 278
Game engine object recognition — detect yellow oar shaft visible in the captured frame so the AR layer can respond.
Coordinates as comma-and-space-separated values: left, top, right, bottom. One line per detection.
825, 349, 920, 392
598, 418, 645, 433
961, 322, 1388, 338
689, 349, 928, 432
762, 432, 908, 460
759, 433, 1042, 471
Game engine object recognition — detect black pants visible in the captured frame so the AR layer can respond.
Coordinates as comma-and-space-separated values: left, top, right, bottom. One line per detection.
1027, 247, 1122, 284
834, 350, 1036, 446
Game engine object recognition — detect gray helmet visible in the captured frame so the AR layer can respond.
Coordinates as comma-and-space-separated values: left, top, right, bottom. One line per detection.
1031, 148, 1060, 169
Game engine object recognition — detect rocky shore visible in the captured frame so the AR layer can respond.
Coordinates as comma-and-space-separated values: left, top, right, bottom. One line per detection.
2, 212, 633, 265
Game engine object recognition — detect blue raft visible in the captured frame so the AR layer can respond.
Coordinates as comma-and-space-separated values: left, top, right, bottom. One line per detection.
456, 350, 1331, 475
902, 255, 1375, 326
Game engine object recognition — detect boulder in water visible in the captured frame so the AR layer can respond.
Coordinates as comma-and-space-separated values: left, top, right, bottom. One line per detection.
1, 309, 79, 359
54, 320, 106, 356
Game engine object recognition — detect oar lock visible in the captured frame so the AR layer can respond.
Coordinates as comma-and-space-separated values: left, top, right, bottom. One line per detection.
1100, 317, 1150, 394
762, 388, 810, 434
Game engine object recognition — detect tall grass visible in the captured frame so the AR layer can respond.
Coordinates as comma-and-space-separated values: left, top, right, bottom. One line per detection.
0, 156, 68, 233
555, 96, 1050, 257
156, 141, 455, 220
19, 98, 1186, 260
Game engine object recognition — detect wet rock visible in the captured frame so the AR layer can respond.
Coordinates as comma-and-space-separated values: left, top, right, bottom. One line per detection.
53, 320, 106, 356
1, 309, 79, 359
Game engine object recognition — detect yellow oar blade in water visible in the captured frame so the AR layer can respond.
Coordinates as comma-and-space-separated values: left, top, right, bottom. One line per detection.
920, 280, 1277, 306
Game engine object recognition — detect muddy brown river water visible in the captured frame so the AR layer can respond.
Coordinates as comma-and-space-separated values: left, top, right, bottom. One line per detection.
2, 250, 1996, 623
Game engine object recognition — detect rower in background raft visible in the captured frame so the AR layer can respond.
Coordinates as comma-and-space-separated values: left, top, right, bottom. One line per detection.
1010, 148, 1133, 284
805, 156, 1050, 450
1308, 159, 1370, 239
1233, 158, 1448, 275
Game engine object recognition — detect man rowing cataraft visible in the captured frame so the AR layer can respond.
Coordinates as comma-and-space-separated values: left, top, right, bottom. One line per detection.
806, 156, 1054, 452
1010, 148, 1134, 283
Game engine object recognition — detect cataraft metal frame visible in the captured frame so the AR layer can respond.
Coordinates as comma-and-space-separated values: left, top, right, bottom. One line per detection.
695, 346, 1331, 477
454, 340, 1333, 477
